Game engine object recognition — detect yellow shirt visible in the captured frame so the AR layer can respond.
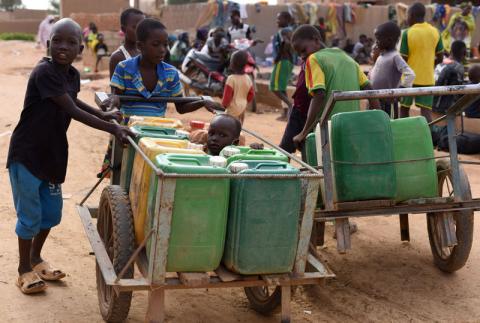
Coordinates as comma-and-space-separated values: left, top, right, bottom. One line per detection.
400, 22, 444, 86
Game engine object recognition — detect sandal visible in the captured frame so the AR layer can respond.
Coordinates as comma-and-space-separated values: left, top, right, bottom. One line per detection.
16, 271, 47, 294
33, 261, 66, 281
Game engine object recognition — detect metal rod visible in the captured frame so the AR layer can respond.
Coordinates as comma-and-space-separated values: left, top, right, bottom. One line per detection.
79, 168, 110, 206
331, 84, 480, 101
459, 160, 480, 165
241, 127, 322, 174
119, 95, 203, 103
429, 115, 447, 126
115, 229, 155, 283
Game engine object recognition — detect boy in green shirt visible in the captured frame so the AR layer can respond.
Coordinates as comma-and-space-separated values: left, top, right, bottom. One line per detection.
290, 25, 380, 147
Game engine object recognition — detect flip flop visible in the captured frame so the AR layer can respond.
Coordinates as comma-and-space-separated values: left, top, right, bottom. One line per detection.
33, 261, 66, 281
16, 271, 47, 294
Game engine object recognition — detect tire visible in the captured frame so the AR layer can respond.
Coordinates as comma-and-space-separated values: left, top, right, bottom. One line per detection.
427, 159, 474, 273
96, 185, 135, 322
244, 286, 282, 315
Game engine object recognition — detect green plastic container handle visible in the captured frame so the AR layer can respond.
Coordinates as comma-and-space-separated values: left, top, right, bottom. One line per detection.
246, 149, 276, 156
143, 128, 172, 135
254, 162, 288, 170
166, 156, 203, 166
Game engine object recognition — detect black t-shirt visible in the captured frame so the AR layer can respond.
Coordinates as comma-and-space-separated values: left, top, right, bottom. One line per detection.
7, 57, 80, 184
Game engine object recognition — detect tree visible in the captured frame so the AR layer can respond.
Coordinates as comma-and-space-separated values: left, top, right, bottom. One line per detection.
0, 0, 22, 11
49, 0, 59, 14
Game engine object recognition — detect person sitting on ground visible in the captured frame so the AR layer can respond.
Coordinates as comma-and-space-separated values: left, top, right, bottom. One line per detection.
204, 50, 254, 124
399, 2, 444, 122
200, 27, 230, 72
464, 64, 480, 118
369, 21, 415, 119
94, 33, 109, 73
270, 11, 295, 121
352, 34, 371, 64
189, 114, 263, 155
433, 40, 467, 119
7, 18, 134, 295
228, 9, 252, 42
290, 25, 380, 148
109, 8, 145, 79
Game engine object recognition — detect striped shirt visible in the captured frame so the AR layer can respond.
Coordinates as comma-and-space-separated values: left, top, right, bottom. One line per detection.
110, 55, 183, 117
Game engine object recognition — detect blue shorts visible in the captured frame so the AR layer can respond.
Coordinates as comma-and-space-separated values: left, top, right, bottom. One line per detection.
9, 162, 63, 239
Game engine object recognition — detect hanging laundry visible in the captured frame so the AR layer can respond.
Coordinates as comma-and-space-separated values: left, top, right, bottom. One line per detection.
239, 3, 248, 19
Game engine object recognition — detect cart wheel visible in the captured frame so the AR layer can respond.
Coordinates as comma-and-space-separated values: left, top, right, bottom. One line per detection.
244, 286, 282, 315
427, 160, 474, 273
97, 185, 135, 322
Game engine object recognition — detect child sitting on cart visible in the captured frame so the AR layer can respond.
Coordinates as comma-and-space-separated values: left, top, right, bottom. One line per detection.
190, 114, 263, 155
7, 18, 134, 295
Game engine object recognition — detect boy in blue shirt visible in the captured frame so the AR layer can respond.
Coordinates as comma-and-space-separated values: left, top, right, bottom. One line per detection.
110, 18, 212, 117
99, 18, 213, 178
7, 18, 133, 294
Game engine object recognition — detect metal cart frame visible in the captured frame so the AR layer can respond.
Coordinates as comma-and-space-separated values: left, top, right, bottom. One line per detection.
77, 93, 333, 323
314, 85, 480, 253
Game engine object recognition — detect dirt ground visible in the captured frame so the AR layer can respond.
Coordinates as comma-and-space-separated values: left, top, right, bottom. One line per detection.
1, 40, 480, 323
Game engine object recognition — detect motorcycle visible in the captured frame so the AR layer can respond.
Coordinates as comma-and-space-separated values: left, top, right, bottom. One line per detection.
180, 38, 260, 112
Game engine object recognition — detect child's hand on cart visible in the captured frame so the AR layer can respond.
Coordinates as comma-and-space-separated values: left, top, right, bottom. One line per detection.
113, 125, 136, 145
203, 97, 225, 114
101, 109, 123, 123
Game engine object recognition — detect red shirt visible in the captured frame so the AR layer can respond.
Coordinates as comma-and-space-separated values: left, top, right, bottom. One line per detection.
292, 63, 310, 117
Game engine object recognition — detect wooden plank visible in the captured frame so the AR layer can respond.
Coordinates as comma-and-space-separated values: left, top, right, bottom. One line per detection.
335, 199, 394, 211
405, 197, 453, 205
399, 214, 410, 242
306, 253, 329, 277
320, 123, 335, 210
335, 218, 351, 253
178, 272, 210, 287
215, 265, 242, 282
145, 288, 165, 323
281, 286, 291, 323
77, 205, 117, 285
293, 178, 320, 275
261, 274, 289, 286
148, 178, 176, 285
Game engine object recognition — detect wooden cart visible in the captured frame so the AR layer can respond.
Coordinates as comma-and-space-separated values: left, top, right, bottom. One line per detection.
76, 93, 333, 322
308, 85, 480, 272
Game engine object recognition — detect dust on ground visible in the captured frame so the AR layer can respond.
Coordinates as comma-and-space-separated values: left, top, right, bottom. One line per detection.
0, 41, 479, 322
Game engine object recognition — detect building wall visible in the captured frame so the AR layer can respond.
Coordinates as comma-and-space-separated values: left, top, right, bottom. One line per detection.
60, 0, 130, 18
0, 9, 49, 34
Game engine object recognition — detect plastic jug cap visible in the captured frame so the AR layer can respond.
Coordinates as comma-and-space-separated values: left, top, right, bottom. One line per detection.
221, 146, 241, 157
187, 142, 204, 150
229, 162, 249, 173
209, 156, 227, 168
176, 130, 189, 136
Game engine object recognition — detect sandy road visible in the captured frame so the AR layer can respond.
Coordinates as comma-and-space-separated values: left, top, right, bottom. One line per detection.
0, 41, 479, 322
